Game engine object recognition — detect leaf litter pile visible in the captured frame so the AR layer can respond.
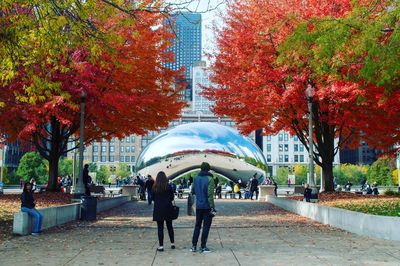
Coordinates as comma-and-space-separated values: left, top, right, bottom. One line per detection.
0, 193, 72, 244
289, 192, 400, 217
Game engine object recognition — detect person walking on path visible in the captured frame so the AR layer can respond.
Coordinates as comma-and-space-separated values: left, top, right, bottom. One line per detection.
145, 175, 155, 205
250, 174, 259, 200
20, 182, 43, 235
83, 164, 92, 196
152, 171, 175, 252
190, 162, 215, 253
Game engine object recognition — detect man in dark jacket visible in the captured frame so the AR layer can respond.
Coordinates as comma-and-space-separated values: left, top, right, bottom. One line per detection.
83, 164, 91, 196
250, 174, 259, 200
190, 162, 215, 253
145, 175, 155, 205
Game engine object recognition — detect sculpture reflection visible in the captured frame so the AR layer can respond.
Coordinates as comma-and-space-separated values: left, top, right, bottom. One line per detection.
136, 122, 267, 184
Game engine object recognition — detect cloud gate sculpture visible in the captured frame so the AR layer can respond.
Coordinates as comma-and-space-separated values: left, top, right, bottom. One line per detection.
136, 122, 267, 184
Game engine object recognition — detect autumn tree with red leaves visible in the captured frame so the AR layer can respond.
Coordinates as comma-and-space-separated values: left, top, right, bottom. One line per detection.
206, 0, 399, 191
0, 2, 185, 191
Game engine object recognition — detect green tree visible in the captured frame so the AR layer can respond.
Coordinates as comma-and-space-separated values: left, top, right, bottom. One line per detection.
16, 152, 47, 184
116, 163, 131, 179
367, 157, 394, 186
275, 167, 289, 185
0, 166, 9, 184
294, 165, 308, 185
333, 164, 368, 186
58, 158, 73, 177
96, 165, 110, 184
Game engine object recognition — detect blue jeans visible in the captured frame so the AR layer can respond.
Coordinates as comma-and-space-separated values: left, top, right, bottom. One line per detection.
147, 191, 153, 204
21, 207, 43, 233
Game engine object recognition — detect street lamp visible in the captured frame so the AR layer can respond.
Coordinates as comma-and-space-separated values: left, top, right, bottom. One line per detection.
305, 82, 316, 191
73, 90, 87, 198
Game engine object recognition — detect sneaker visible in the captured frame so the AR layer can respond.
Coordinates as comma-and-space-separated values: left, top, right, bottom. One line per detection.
190, 246, 197, 252
200, 247, 211, 253
171, 244, 175, 249
157, 246, 164, 252
31, 232, 41, 236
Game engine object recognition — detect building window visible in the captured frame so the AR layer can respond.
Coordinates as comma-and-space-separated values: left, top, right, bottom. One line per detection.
300, 144, 304, 152
101, 146, 106, 152
284, 134, 289, 141
279, 144, 283, 152
131, 136, 135, 142
131, 146, 135, 152
109, 156, 114, 162
284, 144, 289, 152
278, 134, 283, 141
284, 154, 289, 162
267, 144, 271, 152
120, 156, 124, 162
110, 146, 115, 152
131, 156, 135, 162
267, 154, 271, 162
294, 144, 298, 152
126, 136, 130, 143
93, 146, 98, 152
126, 146, 130, 153
93, 156, 98, 162
294, 155, 298, 162
279, 155, 283, 162
120, 146, 124, 153
300, 155, 304, 162
101, 156, 106, 162
293, 135, 299, 141
125, 156, 130, 162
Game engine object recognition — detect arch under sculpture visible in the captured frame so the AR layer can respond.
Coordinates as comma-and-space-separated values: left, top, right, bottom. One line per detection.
136, 122, 267, 184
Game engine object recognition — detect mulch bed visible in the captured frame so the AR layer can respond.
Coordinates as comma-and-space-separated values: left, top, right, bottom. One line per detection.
0, 192, 72, 244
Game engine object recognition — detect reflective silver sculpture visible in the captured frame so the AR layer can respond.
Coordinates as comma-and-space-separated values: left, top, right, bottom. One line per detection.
136, 122, 267, 184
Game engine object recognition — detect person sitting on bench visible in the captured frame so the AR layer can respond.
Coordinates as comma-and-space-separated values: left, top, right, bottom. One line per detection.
21, 182, 43, 235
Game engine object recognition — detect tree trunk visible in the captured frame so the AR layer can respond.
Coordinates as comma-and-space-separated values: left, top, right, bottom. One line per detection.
322, 162, 335, 192
47, 153, 60, 191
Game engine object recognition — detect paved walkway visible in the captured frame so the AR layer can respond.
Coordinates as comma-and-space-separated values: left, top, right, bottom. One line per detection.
1, 199, 400, 265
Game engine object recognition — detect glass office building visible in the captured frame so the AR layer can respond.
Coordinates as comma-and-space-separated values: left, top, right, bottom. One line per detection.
165, 12, 202, 101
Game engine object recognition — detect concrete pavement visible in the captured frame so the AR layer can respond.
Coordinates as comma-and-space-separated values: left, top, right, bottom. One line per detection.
1, 199, 400, 265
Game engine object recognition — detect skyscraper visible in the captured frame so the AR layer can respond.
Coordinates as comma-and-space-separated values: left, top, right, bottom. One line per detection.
165, 12, 202, 101
192, 61, 213, 114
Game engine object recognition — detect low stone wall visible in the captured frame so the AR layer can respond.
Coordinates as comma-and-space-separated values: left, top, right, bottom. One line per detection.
13, 203, 81, 235
266, 195, 400, 241
14, 195, 131, 235
96, 195, 130, 213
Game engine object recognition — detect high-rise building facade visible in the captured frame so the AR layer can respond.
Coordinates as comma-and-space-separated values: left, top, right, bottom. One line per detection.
165, 12, 202, 102
191, 61, 213, 114
263, 132, 340, 178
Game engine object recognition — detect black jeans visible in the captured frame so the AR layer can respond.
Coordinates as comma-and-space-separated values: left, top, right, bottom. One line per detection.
192, 208, 213, 248
157, 220, 174, 246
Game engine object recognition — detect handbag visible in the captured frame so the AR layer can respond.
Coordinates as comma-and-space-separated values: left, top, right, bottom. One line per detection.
171, 205, 180, 220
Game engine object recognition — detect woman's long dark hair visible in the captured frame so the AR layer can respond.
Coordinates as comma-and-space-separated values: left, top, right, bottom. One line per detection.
152, 171, 169, 193
23, 182, 32, 193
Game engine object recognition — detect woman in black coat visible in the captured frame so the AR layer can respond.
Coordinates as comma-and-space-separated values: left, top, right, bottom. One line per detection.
152, 171, 175, 252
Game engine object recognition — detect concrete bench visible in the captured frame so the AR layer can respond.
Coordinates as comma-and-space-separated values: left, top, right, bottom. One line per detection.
13, 203, 81, 235
90, 185, 106, 196
13, 196, 132, 235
